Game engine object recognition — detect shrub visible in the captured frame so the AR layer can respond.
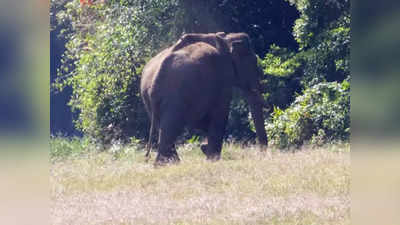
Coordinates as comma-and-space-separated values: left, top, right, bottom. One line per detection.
266, 79, 350, 148
53, 0, 182, 143
262, 0, 350, 88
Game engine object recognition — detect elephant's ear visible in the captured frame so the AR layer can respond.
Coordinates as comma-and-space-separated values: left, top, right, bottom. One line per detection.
216, 32, 226, 38
230, 40, 251, 56
214, 35, 230, 55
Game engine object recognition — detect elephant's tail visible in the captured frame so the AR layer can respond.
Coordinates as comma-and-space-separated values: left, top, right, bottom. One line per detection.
145, 111, 155, 159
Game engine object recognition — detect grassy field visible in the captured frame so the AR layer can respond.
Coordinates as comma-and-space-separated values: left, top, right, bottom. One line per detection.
50, 139, 350, 225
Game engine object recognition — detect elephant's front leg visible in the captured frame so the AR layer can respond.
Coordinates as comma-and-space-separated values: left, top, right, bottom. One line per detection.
205, 122, 226, 161
204, 99, 230, 161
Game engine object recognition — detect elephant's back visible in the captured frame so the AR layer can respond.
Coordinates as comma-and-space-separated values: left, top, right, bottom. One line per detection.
161, 43, 224, 91
168, 42, 224, 79
174, 42, 221, 62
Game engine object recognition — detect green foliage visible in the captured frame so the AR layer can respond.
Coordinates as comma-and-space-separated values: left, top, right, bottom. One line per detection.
50, 135, 144, 162
236, 0, 351, 147
287, 0, 350, 50
186, 135, 200, 144
262, 0, 350, 88
261, 45, 301, 77
226, 91, 256, 141
257, 52, 302, 111
50, 136, 95, 161
256, 0, 351, 130
299, 16, 350, 86
53, 0, 183, 143
266, 80, 350, 148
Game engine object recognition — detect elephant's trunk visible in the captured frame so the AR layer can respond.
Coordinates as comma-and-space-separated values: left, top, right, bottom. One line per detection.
246, 90, 268, 146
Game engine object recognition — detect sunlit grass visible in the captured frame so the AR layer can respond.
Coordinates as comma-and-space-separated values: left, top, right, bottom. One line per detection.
51, 138, 350, 225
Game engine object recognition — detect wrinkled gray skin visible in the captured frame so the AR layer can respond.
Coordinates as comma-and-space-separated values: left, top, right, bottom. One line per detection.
140, 32, 268, 165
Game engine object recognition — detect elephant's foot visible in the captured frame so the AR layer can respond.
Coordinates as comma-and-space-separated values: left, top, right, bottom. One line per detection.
154, 152, 180, 167
206, 154, 221, 161
201, 144, 221, 161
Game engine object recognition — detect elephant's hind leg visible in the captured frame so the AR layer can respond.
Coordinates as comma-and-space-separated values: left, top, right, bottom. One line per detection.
155, 111, 184, 166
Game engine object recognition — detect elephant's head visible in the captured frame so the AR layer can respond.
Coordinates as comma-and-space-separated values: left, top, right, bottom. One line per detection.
219, 32, 268, 146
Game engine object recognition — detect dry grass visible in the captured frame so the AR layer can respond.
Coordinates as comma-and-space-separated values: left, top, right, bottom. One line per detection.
51, 143, 350, 225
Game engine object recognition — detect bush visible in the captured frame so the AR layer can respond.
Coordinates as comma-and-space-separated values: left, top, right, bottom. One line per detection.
53, 0, 183, 143
266, 79, 350, 148
258, 52, 302, 111
258, 0, 351, 146
262, 0, 350, 88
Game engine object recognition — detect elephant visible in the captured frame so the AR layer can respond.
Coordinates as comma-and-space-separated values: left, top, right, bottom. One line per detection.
140, 32, 268, 165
